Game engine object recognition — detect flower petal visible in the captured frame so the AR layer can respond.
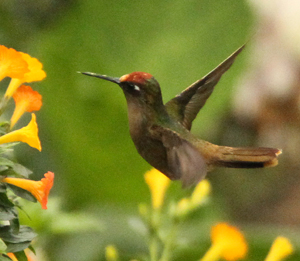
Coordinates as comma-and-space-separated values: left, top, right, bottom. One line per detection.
0, 45, 29, 81
265, 236, 294, 261
2, 171, 54, 209
4, 52, 46, 98
144, 168, 170, 210
11, 85, 42, 128
0, 113, 41, 151
20, 52, 46, 83
211, 223, 248, 260
191, 179, 211, 206
201, 223, 248, 261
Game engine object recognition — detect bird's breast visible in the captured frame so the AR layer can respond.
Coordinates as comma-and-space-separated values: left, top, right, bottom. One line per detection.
131, 129, 170, 175
127, 110, 170, 175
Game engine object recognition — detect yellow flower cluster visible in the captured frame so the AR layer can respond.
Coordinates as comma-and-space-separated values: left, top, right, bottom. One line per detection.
0, 45, 54, 210
143, 168, 294, 261
0, 45, 45, 150
201, 223, 294, 261
0, 45, 46, 98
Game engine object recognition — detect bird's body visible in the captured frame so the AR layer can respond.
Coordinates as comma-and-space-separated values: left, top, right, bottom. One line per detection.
82, 45, 281, 186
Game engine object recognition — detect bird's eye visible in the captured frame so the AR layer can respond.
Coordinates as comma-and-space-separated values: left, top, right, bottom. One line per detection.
127, 83, 140, 92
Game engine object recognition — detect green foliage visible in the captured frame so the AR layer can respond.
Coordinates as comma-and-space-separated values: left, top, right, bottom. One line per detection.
0, 226, 36, 253
0, 143, 37, 259
0, 255, 13, 261
0, 144, 37, 260
0, 193, 17, 221
19, 197, 103, 235
6, 185, 37, 203
0, 239, 7, 254
0, 42, 53, 259
13, 251, 28, 261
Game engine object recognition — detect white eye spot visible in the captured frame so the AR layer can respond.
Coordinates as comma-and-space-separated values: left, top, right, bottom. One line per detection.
133, 85, 140, 91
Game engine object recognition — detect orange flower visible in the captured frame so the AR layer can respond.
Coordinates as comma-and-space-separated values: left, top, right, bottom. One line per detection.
11, 85, 42, 128
3, 171, 54, 209
5, 52, 46, 98
144, 168, 170, 210
201, 222, 248, 261
7, 253, 18, 261
0, 113, 41, 151
0, 45, 29, 82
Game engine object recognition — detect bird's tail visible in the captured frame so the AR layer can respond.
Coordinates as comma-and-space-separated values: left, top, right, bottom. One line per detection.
213, 146, 282, 168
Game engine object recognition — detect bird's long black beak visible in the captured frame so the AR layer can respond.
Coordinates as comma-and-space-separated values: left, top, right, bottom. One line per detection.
80, 72, 120, 84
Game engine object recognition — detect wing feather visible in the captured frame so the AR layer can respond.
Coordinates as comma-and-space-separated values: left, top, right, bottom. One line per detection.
165, 45, 245, 130
151, 125, 207, 187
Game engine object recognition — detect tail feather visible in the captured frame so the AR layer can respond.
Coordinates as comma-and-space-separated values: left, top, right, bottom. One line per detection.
214, 147, 282, 168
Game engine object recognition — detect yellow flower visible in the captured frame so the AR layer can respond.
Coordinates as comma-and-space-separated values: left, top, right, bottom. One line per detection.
191, 179, 211, 205
2, 171, 54, 209
0, 113, 41, 151
0, 45, 29, 82
105, 245, 119, 261
265, 237, 294, 261
176, 179, 211, 216
144, 168, 170, 210
5, 52, 46, 98
201, 222, 248, 261
11, 85, 42, 128
176, 197, 191, 216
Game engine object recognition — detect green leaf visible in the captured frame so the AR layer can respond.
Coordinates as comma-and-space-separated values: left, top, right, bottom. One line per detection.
13, 250, 27, 261
0, 239, 7, 254
4, 242, 31, 254
0, 226, 35, 254
0, 254, 12, 261
0, 161, 32, 179
0, 167, 9, 174
10, 164, 32, 179
0, 143, 19, 154
0, 158, 15, 168
9, 219, 20, 234
0, 193, 14, 208
6, 185, 37, 203
0, 192, 18, 221
0, 206, 17, 221
0, 122, 10, 133
27, 245, 35, 255
0, 185, 6, 194
0, 225, 36, 244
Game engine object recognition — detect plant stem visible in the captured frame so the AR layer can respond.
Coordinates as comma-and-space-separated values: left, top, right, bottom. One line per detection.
149, 234, 159, 261
159, 220, 179, 261
149, 210, 161, 261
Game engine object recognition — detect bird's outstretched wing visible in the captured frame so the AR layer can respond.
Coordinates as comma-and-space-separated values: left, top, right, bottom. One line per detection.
150, 125, 207, 187
165, 45, 245, 130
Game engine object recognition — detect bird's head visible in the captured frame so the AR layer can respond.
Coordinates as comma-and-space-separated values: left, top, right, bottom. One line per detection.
81, 71, 163, 106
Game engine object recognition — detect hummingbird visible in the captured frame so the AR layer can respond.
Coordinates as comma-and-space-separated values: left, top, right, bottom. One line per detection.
81, 45, 281, 187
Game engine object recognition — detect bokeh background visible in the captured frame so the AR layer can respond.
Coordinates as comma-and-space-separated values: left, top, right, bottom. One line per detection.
1, 0, 300, 260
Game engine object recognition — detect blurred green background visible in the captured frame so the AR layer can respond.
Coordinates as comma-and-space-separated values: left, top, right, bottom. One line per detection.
1, 0, 299, 260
